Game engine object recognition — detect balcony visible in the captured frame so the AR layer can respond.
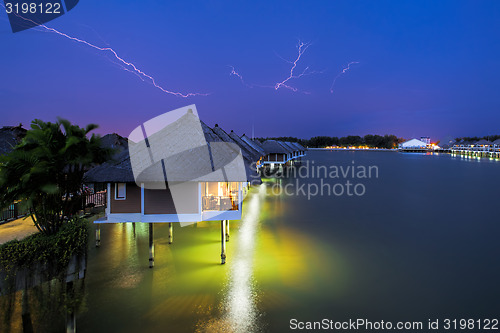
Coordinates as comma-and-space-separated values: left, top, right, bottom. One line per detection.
202, 195, 239, 211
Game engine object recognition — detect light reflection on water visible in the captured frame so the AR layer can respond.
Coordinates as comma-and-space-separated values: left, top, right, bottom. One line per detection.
5, 152, 499, 332
223, 184, 266, 332
197, 184, 266, 333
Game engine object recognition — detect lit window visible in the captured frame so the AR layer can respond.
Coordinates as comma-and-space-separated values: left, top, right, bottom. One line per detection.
115, 183, 126, 200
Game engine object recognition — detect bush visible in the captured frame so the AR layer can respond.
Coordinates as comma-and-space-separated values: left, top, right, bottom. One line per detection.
0, 217, 88, 276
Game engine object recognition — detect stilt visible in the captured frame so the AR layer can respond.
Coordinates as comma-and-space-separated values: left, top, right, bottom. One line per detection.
21, 288, 33, 333
149, 223, 154, 268
221, 220, 226, 264
168, 222, 173, 244
225, 220, 230, 242
95, 224, 101, 247
65, 281, 76, 333
66, 311, 75, 333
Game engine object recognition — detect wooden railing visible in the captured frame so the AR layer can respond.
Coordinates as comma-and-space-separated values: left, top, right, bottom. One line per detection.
0, 192, 107, 223
82, 191, 107, 209
0, 202, 26, 223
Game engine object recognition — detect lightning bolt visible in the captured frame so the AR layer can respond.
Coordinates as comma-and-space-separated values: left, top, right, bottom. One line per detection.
229, 41, 320, 93
228, 65, 253, 88
1, 6, 208, 98
274, 41, 313, 91
330, 61, 359, 93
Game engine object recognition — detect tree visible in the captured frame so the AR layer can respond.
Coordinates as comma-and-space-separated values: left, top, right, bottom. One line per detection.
0, 119, 112, 235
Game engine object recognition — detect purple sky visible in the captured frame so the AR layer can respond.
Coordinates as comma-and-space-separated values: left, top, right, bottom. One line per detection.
1, 1, 499, 141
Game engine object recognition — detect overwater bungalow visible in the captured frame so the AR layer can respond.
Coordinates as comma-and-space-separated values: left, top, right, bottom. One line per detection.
251, 138, 265, 150
451, 139, 500, 158
227, 130, 264, 165
240, 134, 266, 158
493, 139, 500, 152
276, 141, 295, 162
260, 140, 291, 169
474, 139, 492, 151
211, 124, 260, 167
280, 141, 299, 160
290, 141, 307, 158
84, 108, 261, 265
256, 139, 308, 171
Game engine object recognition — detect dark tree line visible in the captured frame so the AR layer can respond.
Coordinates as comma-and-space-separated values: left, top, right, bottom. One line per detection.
257, 134, 402, 149
455, 135, 500, 142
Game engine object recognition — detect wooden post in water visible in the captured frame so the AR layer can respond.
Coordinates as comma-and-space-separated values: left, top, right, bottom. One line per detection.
221, 220, 226, 264
66, 281, 76, 333
149, 223, 154, 268
225, 220, 230, 242
168, 222, 173, 244
95, 224, 101, 247
21, 288, 34, 333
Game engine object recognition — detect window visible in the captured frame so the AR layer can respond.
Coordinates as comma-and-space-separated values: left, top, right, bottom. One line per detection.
202, 182, 239, 211
115, 183, 126, 200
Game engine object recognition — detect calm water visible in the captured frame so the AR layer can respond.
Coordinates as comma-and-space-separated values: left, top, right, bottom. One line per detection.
4, 151, 500, 332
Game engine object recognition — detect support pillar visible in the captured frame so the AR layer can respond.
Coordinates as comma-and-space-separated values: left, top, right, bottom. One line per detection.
95, 224, 100, 247
168, 222, 173, 244
21, 288, 33, 333
66, 311, 76, 333
149, 223, 154, 268
225, 220, 230, 242
65, 281, 76, 333
221, 220, 226, 264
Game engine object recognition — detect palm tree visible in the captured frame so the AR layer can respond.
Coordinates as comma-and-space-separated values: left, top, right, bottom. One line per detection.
0, 118, 112, 235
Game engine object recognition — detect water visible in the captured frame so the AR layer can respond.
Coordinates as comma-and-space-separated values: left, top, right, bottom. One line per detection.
2, 151, 500, 332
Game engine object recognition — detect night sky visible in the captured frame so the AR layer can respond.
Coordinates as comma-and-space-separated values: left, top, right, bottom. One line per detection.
1, 1, 499, 141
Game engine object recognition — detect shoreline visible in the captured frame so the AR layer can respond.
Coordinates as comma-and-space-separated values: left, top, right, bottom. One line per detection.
308, 148, 396, 151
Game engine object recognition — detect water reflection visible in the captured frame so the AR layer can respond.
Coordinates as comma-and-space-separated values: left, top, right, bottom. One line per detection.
197, 184, 266, 333
223, 184, 266, 332
0, 262, 87, 333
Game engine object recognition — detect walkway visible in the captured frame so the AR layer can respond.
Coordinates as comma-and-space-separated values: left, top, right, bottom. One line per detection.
0, 216, 38, 245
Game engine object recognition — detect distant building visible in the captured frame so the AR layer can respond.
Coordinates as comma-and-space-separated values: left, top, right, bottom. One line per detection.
398, 138, 428, 150
420, 136, 431, 145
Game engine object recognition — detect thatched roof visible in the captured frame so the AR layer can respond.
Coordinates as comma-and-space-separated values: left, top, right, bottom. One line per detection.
262, 140, 289, 154
101, 133, 128, 152
475, 139, 491, 146
439, 142, 453, 149
84, 150, 135, 182
228, 130, 262, 161
290, 141, 306, 151
85, 110, 260, 185
211, 125, 255, 163
240, 134, 265, 155
454, 140, 474, 147
281, 141, 299, 152
0, 126, 26, 155
252, 139, 265, 150
277, 141, 294, 154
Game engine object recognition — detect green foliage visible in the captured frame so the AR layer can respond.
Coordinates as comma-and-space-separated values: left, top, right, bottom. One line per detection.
0, 217, 88, 275
0, 218, 88, 331
0, 118, 112, 235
